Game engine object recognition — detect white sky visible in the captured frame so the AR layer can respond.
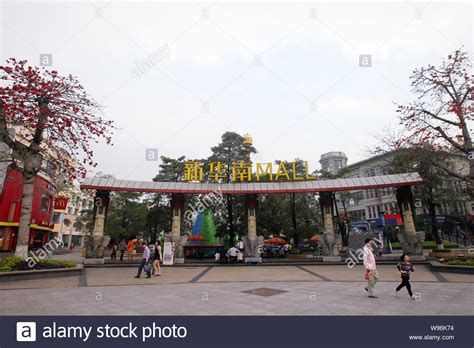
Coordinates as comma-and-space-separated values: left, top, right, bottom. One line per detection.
1, 1, 472, 181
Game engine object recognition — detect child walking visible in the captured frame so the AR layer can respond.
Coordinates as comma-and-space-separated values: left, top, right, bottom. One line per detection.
396, 253, 415, 300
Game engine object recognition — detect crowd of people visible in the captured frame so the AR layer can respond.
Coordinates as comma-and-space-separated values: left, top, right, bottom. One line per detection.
108, 236, 418, 298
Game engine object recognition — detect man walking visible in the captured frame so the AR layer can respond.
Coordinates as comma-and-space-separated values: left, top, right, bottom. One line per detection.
119, 239, 127, 261
135, 241, 151, 279
363, 238, 379, 298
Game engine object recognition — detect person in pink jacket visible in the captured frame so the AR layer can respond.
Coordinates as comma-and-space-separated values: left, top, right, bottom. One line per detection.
363, 238, 379, 298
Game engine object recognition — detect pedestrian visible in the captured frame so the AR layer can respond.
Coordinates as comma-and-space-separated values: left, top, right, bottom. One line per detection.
237, 238, 244, 252
110, 243, 117, 260
226, 246, 240, 263
134, 241, 151, 279
127, 239, 134, 261
119, 239, 126, 261
363, 238, 379, 298
153, 241, 162, 276
395, 253, 416, 300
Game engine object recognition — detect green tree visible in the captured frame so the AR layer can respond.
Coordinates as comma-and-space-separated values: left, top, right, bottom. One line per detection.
391, 146, 460, 249
153, 156, 187, 182
208, 132, 256, 245
105, 192, 149, 242
273, 159, 320, 248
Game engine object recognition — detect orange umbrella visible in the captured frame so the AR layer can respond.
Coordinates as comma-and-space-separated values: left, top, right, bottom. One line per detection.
309, 235, 320, 243
264, 237, 287, 245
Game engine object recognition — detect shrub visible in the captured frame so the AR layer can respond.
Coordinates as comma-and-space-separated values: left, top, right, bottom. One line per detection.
447, 259, 474, 266
0, 257, 76, 272
0, 256, 22, 272
391, 241, 457, 250
39, 259, 76, 268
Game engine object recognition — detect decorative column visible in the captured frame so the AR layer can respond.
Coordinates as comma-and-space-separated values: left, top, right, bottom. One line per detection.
395, 186, 416, 236
242, 195, 263, 261
170, 194, 184, 243
84, 190, 110, 263
170, 194, 185, 263
320, 192, 335, 233
246, 195, 257, 238
92, 190, 110, 236
319, 191, 341, 260
395, 186, 425, 255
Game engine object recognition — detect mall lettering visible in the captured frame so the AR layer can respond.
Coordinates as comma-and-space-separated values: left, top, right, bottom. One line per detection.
184, 161, 317, 182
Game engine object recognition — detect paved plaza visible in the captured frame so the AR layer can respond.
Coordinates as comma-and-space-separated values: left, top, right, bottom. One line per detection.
1, 264, 473, 316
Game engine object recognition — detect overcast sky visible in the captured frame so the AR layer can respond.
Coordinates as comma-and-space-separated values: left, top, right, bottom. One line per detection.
1, 1, 472, 181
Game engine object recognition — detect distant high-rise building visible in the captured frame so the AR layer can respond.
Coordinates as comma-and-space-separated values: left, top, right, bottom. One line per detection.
319, 151, 348, 175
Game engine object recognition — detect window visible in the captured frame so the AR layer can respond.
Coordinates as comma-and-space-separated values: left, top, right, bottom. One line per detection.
40, 194, 52, 212
52, 212, 63, 224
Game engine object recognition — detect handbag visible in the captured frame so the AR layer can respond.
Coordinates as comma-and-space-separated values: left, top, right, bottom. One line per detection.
143, 262, 152, 273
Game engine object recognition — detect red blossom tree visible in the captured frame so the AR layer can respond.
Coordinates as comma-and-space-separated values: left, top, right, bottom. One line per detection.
396, 49, 473, 183
0, 58, 113, 259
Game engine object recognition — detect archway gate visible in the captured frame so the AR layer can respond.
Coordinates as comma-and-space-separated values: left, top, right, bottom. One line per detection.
80, 172, 423, 258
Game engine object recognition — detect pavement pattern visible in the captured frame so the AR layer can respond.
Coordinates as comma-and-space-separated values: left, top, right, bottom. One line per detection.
1, 264, 472, 315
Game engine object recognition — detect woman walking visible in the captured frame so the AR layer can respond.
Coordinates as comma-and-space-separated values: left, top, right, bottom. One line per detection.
396, 254, 416, 299
153, 241, 162, 276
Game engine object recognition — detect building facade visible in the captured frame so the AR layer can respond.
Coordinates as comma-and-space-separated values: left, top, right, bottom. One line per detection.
0, 167, 56, 251
339, 150, 473, 228
319, 151, 348, 175
52, 185, 93, 247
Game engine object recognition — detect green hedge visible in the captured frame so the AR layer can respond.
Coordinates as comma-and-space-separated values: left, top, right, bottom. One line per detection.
447, 260, 474, 266
0, 256, 76, 272
0, 256, 22, 272
391, 241, 457, 250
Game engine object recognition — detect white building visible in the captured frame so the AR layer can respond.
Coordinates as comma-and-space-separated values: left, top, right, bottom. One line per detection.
319, 151, 348, 175
52, 185, 93, 247
338, 150, 473, 223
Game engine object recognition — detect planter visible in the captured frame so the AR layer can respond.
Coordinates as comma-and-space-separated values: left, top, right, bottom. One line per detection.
429, 261, 474, 274
0, 264, 83, 282
429, 251, 457, 258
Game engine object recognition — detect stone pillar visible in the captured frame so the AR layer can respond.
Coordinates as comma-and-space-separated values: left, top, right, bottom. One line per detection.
319, 191, 341, 260
84, 190, 110, 263
170, 194, 184, 243
395, 186, 425, 255
396, 186, 416, 236
320, 192, 334, 233
242, 195, 263, 261
170, 194, 185, 263
246, 195, 258, 238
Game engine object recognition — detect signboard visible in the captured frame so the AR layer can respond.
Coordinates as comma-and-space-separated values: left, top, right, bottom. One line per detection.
54, 197, 69, 210
162, 242, 175, 265
184, 161, 317, 182
383, 213, 402, 226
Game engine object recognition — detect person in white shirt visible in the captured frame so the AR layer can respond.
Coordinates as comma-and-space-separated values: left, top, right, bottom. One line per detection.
363, 238, 379, 298
226, 246, 240, 263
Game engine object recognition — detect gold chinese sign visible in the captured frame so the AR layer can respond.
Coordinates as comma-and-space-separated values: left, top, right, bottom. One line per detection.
184, 161, 317, 182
